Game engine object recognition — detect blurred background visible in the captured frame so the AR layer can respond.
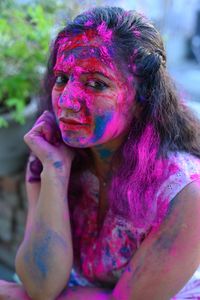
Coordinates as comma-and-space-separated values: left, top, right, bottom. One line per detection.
0, 0, 200, 281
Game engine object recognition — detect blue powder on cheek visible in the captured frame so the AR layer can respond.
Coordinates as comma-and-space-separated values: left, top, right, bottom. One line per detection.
91, 112, 113, 143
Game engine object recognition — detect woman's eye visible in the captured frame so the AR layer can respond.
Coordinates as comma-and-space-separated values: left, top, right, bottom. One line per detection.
86, 80, 108, 91
55, 75, 68, 85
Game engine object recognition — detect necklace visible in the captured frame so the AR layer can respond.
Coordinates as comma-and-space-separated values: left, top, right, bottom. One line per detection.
90, 165, 116, 188
99, 172, 112, 187
102, 181, 107, 187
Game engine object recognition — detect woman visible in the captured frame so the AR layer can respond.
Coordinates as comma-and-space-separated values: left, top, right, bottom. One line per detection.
1, 6, 200, 300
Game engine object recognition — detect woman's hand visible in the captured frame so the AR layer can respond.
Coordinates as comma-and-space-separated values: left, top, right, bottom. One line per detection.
24, 111, 75, 173
0, 280, 31, 300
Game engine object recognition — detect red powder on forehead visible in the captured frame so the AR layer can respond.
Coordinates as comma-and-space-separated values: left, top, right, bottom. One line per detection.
58, 26, 112, 55
54, 55, 116, 81
56, 23, 113, 72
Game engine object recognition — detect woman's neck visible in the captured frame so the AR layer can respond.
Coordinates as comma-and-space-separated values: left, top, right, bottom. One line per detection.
90, 133, 126, 183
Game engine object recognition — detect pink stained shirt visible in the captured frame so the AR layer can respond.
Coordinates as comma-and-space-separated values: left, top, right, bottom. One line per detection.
68, 151, 200, 299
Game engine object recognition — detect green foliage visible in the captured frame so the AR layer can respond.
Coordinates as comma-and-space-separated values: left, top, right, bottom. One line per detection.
0, 0, 59, 126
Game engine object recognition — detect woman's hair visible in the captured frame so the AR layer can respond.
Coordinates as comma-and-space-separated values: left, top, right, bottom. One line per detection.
41, 7, 200, 229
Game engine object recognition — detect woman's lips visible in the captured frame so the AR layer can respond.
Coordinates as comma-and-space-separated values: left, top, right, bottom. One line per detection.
59, 117, 85, 125
59, 117, 90, 130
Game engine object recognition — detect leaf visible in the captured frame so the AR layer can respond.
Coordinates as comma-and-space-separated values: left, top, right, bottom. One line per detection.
0, 117, 8, 128
13, 111, 26, 125
6, 97, 26, 112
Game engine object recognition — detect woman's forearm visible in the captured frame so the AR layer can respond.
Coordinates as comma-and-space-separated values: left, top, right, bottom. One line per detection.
15, 163, 73, 300
57, 286, 114, 300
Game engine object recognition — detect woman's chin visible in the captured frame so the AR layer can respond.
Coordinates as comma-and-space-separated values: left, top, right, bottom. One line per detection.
61, 135, 92, 148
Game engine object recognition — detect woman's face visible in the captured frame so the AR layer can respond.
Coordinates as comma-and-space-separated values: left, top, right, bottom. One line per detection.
52, 30, 136, 148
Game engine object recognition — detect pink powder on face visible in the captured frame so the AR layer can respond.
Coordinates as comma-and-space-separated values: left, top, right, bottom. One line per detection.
57, 37, 70, 54
65, 54, 76, 70
52, 29, 136, 148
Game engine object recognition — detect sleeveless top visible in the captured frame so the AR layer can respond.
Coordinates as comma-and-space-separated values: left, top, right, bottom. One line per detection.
68, 151, 200, 299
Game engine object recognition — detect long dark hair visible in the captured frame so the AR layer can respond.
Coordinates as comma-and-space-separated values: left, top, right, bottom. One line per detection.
41, 7, 200, 229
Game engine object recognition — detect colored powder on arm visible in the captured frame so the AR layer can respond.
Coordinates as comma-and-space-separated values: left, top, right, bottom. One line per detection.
24, 229, 68, 280
53, 160, 63, 169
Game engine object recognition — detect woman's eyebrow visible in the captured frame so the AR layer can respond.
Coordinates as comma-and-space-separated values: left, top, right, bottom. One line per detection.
53, 66, 64, 74
81, 71, 112, 80
53, 67, 113, 81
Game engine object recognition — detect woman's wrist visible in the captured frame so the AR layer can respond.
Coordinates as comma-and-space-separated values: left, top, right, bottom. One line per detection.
41, 160, 71, 182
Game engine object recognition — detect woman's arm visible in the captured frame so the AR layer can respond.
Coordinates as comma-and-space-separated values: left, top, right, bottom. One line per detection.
111, 179, 200, 300
57, 286, 113, 300
15, 162, 73, 300
24, 154, 42, 235
15, 111, 75, 300
0, 281, 113, 300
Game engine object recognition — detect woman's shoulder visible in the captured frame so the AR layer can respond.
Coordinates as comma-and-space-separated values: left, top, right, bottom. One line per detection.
167, 150, 200, 168
156, 150, 200, 204
166, 150, 200, 182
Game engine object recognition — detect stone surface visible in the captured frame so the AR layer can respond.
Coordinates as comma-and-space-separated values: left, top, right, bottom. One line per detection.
0, 171, 27, 275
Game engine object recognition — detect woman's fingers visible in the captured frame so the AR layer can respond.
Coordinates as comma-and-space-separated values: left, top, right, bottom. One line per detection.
24, 110, 75, 167
24, 112, 58, 162
30, 110, 60, 145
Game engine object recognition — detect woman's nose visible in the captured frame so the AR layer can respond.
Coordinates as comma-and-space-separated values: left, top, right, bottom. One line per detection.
58, 83, 82, 112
